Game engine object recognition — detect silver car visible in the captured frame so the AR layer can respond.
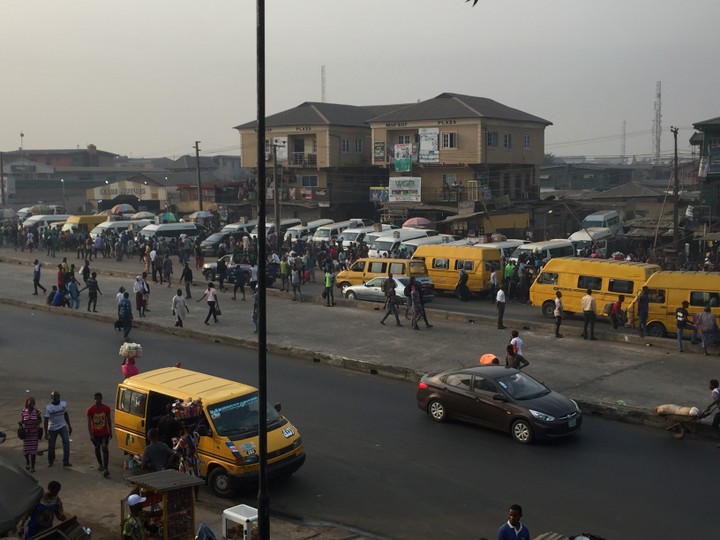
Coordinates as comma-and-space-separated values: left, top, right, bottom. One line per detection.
344, 276, 433, 303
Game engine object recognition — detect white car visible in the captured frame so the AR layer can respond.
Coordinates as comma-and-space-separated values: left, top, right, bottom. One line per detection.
344, 276, 433, 303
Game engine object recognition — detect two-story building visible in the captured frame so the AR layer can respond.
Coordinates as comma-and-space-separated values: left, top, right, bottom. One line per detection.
692, 116, 720, 217
234, 102, 398, 222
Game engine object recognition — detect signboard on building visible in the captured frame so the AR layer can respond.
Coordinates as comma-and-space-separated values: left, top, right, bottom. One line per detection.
369, 187, 389, 202
373, 141, 386, 162
393, 144, 413, 172
388, 177, 421, 202
418, 128, 439, 163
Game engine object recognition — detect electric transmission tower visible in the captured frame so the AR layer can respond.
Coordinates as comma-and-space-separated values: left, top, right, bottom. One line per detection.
652, 81, 662, 164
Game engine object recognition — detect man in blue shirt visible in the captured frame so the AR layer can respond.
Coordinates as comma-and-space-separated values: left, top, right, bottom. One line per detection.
637, 286, 650, 337
496, 503, 530, 540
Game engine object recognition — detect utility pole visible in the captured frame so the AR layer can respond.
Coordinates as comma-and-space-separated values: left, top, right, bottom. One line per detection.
671, 126, 680, 255
256, 1, 270, 539
0, 152, 5, 206
271, 140, 286, 251
194, 141, 203, 211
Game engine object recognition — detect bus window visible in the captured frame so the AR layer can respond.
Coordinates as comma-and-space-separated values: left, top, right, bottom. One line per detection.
609, 279, 634, 294
432, 258, 449, 270
578, 275, 602, 291
536, 272, 558, 285
648, 289, 666, 304
692, 291, 720, 307
455, 260, 474, 272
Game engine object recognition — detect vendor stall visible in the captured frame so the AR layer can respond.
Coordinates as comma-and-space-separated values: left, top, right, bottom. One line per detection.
124, 469, 204, 540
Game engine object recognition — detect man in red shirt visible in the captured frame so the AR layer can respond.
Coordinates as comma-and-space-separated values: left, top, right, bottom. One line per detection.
87, 392, 112, 477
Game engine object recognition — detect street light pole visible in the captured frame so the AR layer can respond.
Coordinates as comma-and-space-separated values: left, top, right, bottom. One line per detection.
61, 178, 66, 210
195, 141, 203, 211
671, 126, 680, 256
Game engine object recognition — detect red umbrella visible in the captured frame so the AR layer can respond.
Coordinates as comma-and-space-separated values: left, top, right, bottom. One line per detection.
402, 217, 432, 228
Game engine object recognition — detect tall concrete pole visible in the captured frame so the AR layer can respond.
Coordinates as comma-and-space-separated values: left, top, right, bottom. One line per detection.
671, 126, 679, 255
195, 141, 203, 211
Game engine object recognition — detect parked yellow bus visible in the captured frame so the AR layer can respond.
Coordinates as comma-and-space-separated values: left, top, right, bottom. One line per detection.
412, 244, 501, 296
625, 271, 720, 337
529, 257, 660, 318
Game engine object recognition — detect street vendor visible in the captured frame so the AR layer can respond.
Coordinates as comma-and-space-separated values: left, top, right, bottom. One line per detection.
120, 342, 142, 378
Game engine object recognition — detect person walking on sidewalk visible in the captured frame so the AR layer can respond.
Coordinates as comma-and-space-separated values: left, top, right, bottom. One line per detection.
696, 305, 718, 356
118, 291, 134, 341
581, 288, 597, 340
43, 391, 72, 468
172, 289, 190, 328
133, 275, 146, 317
703, 379, 720, 447
162, 253, 173, 287
676, 300, 697, 352
179, 262, 193, 299
553, 290, 564, 337
86, 392, 112, 477
197, 282, 219, 325
496, 284, 507, 329
232, 266, 247, 301
380, 287, 402, 326
291, 265, 303, 301
637, 286, 650, 337
410, 283, 425, 330
80, 271, 102, 312
32, 259, 47, 295
19, 396, 42, 472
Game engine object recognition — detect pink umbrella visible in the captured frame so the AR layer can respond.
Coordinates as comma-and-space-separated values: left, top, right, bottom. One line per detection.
402, 217, 432, 228
111, 204, 136, 215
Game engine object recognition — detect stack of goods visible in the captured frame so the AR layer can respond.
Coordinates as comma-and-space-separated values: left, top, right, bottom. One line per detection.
655, 403, 700, 416
119, 342, 143, 359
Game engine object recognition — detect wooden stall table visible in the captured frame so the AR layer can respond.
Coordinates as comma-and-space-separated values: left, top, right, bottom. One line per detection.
123, 469, 204, 540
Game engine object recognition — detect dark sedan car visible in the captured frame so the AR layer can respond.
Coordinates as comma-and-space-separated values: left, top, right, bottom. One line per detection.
416, 366, 582, 444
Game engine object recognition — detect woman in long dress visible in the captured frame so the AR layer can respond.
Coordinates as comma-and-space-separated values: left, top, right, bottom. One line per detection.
19, 396, 42, 472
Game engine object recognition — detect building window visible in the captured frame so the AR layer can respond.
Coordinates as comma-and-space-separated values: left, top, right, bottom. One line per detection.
341, 138, 350, 153
503, 133, 512, 149
354, 138, 363, 153
398, 135, 411, 144
524, 134, 531, 150
301, 175, 318, 187
312, 139, 317, 153
487, 131, 498, 148
442, 132, 458, 149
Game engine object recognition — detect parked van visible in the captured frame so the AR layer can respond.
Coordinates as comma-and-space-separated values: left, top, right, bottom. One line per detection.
221, 221, 257, 236
582, 210, 624, 236
139, 222, 200, 243
338, 224, 395, 247
284, 219, 334, 243
474, 239, 528, 259
312, 219, 365, 244
22, 214, 72, 233
64, 214, 108, 234
529, 257, 660, 319
335, 257, 432, 294
399, 234, 455, 258
368, 228, 437, 258
413, 244, 501, 296
114, 367, 305, 497
510, 239, 575, 264
568, 227, 616, 257
251, 218, 302, 240
90, 220, 153, 239
625, 271, 720, 337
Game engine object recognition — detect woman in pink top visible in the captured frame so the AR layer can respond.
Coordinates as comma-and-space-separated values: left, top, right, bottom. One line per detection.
122, 357, 139, 378
197, 282, 219, 325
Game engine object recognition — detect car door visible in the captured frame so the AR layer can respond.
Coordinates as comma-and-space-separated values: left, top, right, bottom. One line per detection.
468, 376, 513, 431
361, 277, 385, 302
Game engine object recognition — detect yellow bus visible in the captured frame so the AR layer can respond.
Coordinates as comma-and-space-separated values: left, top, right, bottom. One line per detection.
626, 271, 720, 337
412, 244, 501, 296
529, 257, 660, 318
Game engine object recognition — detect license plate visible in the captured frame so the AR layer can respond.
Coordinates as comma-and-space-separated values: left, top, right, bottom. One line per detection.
568, 418, 577, 428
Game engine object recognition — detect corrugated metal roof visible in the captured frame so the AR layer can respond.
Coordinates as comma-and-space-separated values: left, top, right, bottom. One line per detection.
693, 116, 720, 128
126, 469, 205, 492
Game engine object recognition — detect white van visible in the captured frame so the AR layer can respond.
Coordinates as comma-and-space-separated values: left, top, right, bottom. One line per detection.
582, 210, 624, 236
285, 219, 335, 243
251, 218, 302, 240
312, 219, 366, 244
221, 220, 257, 236
399, 234, 455, 257
509, 239, 575, 264
368, 228, 438, 258
22, 214, 72, 233
568, 227, 616, 257
474, 239, 528, 259
90, 220, 153, 239
140, 222, 200, 243
339, 224, 395, 247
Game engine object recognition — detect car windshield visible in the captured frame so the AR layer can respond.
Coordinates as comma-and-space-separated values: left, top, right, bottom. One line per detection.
373, 239, 395, 252
495, 373, 550, 400
343, 231, 359, 242
315, 229, 330, 239
206, 392, 284, 438
204, 233, 225, 243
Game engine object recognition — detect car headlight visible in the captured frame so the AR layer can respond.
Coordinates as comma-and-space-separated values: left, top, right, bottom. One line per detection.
529, 409, 555, 422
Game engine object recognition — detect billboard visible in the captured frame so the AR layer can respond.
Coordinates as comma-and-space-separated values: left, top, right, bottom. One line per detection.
418, 128, 439, 163
393, 143, 413, 172
389, 177, 421, 202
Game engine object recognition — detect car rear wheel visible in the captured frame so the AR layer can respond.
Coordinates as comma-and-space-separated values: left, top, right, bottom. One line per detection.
345, 291, 357, 300
208, 467, 236, 498
646, 322, 666, 338
541, 301, 555, 319
511, 419, 533, 444
428, 400, 447, 422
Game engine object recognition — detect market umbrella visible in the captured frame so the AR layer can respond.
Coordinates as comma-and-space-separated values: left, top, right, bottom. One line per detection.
131, 211, 156, 220
0, 456, 43, 535
0, 208, 17, 219
402, 217, 432, 228
111, 203, 136, 215
159, 212, 177, 223
188, 210, 213, 220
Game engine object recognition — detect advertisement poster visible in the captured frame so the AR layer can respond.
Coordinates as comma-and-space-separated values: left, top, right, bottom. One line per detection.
393, 144, 413, 172
369, 187, 389, 202
373, 141, 386, 162
418, 128, 439, 163
389, 177, 421, 202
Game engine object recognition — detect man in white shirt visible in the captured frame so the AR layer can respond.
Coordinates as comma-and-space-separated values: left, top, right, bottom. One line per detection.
44, 391, 73, 467
580, 288, 597, 340
496, 284, 507, 330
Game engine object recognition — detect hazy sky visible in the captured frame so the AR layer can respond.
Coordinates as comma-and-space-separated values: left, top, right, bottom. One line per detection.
2, 0, 717, 161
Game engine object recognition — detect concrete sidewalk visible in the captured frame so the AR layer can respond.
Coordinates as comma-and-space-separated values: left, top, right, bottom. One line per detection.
1, 246, 719, 538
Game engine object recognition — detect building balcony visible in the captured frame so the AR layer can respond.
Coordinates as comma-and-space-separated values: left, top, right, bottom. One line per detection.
288, 153, 317, 167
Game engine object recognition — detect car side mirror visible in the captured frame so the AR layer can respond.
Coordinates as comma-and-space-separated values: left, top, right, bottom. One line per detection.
492, 393, 506, 402
273, 402, 282, 412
